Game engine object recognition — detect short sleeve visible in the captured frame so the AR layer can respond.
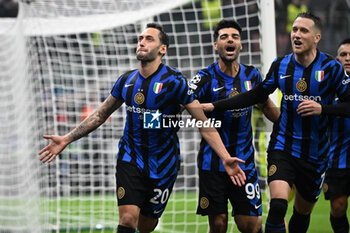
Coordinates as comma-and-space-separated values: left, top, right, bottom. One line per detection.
188, 70, 211, 101
332, 60, 350, 101
261, 58, 279, 94
111, 75, 124, 100
175, 75, 194, 105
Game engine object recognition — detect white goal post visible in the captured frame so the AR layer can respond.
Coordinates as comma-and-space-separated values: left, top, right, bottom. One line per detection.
0, 0, 276, 232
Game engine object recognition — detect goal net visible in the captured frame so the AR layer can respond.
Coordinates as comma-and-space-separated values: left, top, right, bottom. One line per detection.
0, 0, 275, 232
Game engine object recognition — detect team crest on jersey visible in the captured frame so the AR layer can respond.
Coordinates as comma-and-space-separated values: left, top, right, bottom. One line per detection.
118, 187, 125, 199
315, 70, 324, 82
200, 197, 209, 209
134, 92, 145, 105
244, 81, 252, 91
153, 82, 163, 94
229, 89, 239, 97
296, 78, 307, 92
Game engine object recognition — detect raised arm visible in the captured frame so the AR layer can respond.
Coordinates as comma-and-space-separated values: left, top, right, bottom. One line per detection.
185, 100, 246, 186
39, 95, 124, 163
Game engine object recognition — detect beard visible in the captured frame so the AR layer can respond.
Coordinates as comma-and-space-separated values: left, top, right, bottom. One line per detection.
136, 46, 159, 63
217, 47, 240, 63
219, 53, 238, 63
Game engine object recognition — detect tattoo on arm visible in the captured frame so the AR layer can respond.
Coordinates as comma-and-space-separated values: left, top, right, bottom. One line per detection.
68, 95, 122, 142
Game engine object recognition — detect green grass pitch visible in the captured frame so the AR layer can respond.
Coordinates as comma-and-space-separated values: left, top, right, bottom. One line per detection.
53, 191, 348, 232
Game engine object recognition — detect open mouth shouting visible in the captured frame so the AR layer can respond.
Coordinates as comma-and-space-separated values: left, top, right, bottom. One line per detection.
225, 45, 236, 55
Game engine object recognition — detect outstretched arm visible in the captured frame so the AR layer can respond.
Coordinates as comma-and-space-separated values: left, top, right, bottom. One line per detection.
39, 95, 124, 163
202, 84, 270, 112
185, 100, 246, 186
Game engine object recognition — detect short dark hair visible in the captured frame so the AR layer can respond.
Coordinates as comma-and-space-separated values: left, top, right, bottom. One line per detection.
146, 23, 169, 49
296, 12, 323, 32
213, 19, 242, 41
338, 38, 350, 48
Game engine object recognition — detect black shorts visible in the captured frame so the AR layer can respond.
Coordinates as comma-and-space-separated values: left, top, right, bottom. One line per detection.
196, 168, 262, 217
267, 150, 326, 203
116, 161, 177, 219
323, 168, 350, 200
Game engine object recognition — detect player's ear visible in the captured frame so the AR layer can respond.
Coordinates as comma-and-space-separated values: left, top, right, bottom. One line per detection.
214, 42, 218, 51
159, 44, 167, 56
314, 33, 321, 44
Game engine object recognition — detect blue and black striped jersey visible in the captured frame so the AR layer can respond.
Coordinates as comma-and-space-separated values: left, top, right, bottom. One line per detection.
328, 99, 350, 169
262, 50, 350, 167
190, 61, 262, 172
111, 64, 194, 179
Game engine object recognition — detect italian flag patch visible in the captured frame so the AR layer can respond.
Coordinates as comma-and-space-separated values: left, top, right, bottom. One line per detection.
315, 71, 324, 82
244, 81, 252, 91
153, 82, 163, 94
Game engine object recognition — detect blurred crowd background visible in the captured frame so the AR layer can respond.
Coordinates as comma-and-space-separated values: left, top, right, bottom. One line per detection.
1, 0, 349, 59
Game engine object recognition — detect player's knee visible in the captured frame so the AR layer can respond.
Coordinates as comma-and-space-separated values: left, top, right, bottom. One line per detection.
209, 214, 228, 233
119, 213, 138, 228
331, 197, 348, 217
268, 198, 288, 222
235, 216, 262, 233
236, 223, 259, 233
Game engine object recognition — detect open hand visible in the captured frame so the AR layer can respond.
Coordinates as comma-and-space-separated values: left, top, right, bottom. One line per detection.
222, 157, 246, 186
39, 135, 68, 163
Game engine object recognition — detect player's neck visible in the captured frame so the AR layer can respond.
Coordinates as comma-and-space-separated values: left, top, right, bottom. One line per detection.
218, 59, 239, 77
139, 59, 162, 78
294, 49, 317, 68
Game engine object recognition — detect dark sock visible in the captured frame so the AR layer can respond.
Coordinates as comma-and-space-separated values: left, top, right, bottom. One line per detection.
265, 198, 288, 233
330, 214, 349, 233
288, 207, 310, 233
117, 225, 136, 233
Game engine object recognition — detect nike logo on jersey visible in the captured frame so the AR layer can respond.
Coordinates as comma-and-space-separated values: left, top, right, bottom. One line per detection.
280, 75, 291, 79
213, 86, 224, 92
255, 204, 262, 209
125, 84, 134, 87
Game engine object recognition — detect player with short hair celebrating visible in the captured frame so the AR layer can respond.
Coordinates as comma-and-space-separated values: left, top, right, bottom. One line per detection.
202, 12, 350, 233
39, 23, 246, 233
190, 19, 280, 233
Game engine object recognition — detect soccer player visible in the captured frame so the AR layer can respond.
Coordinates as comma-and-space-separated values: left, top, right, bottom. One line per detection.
189, 19, 280, 233
39, 23, 246, 233
201, 12, 350, 233
323, 38, 350, 233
